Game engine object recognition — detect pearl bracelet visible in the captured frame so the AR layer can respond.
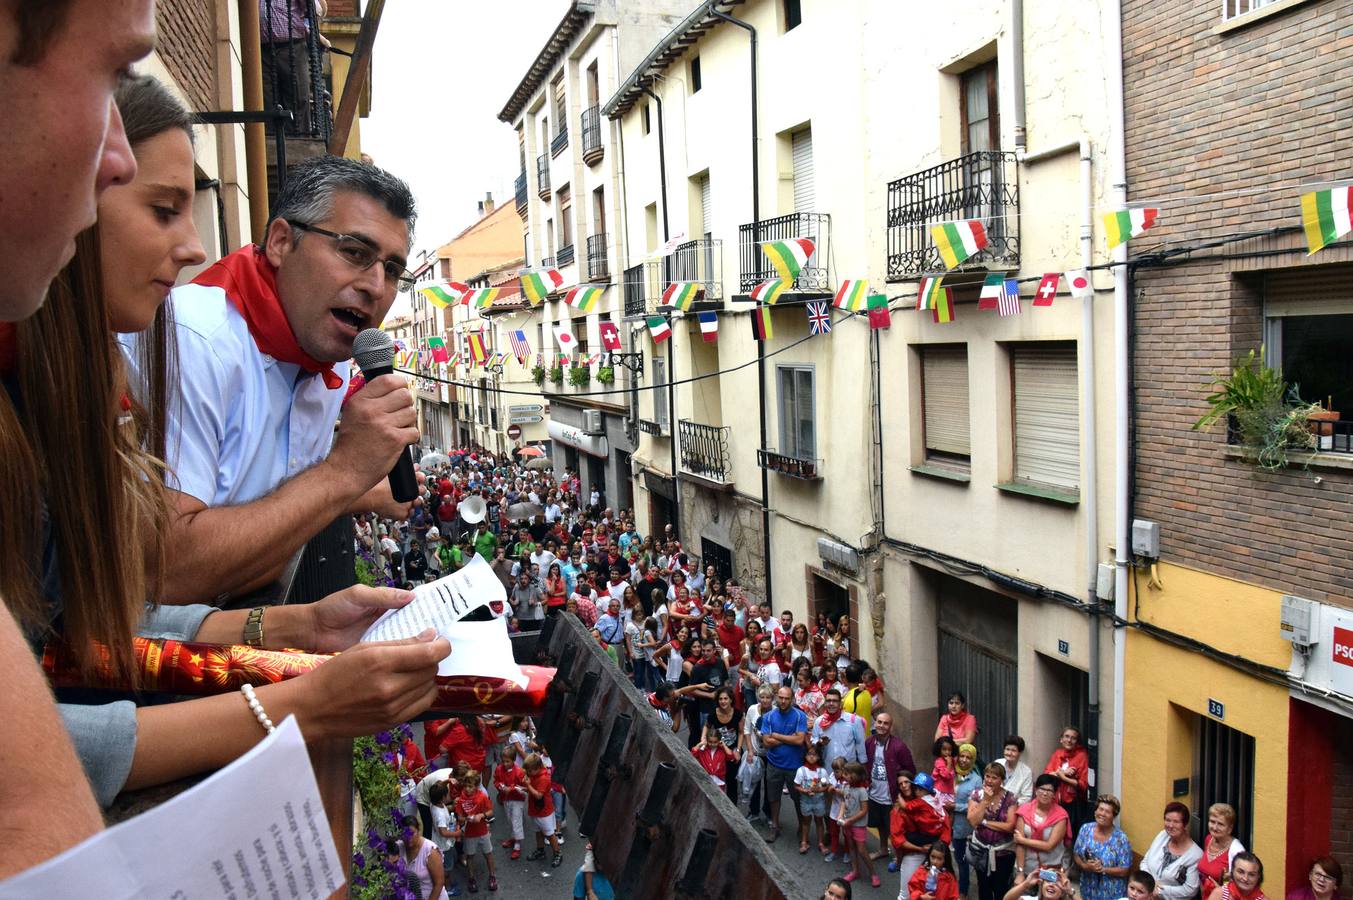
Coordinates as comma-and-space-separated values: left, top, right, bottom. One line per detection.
240, 683, 276, 734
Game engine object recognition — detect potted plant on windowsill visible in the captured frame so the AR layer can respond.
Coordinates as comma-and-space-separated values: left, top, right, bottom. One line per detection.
1193, 347, 1319, 470
596, 365, 615, 385
532, 364, 546, 387
548, 364, 564, 386
568, 364, 590, 387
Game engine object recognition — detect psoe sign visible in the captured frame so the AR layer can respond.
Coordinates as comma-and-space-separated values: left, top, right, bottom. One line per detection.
1333, 626, 1353, 667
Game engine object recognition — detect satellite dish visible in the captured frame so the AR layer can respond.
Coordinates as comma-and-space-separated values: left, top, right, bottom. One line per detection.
458, 495, 487, 524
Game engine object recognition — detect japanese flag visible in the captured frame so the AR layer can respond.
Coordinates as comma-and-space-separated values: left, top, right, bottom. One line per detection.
1064, 269, 1093, 300
554, 324, 576, 354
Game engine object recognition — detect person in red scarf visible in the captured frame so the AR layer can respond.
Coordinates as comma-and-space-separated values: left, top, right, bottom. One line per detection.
126, 155, 423, 604
1043, 725, 1090, 812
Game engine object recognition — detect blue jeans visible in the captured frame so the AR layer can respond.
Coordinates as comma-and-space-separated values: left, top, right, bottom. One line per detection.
954, 836, 970, 895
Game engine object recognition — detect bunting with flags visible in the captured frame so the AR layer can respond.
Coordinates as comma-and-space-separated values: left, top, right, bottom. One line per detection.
931, 291, 955, 324
463, 288, 500, 310
1103, 207, 1159, 249
509, 329, 532, 363
599, 320, 622, 351
646, 315, 671, 344
867, 294, 891, 330
807, 300, 832, 335
427, 336, 450, 364
1301, 186, 1353, 255
467, 332, 488, 365
554, 324, 577, 355
698, 310, 718, 342
916, 276, 946, 311
564, 284, 604, 313
1034, 272, 1061, 307
759, 237, 815, 283
978, 273, 1004, 310
521, 268, 564, 304
752, 306, 773, 341
750, 278, 786, 305
662, 281, 701, 311
997, 279, 1022, 317
833, 279, 868, 312
930, 219, 988, 269
1065, 269, 1093, 300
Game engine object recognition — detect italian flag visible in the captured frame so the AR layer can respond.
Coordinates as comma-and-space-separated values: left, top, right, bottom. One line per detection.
978, 272, 1004, 310
647, 315, 672, 343
833, 279, 868, 312
564, 284, 604, 313
916, 276, 946, 311
662, 281, 701, 311
760, 237, 815, 283
750, 278, 785, 305
420, 283, 466, 308
752, 305, 773, 342
1301, 186, 1353, 255
426, 336, 450, 363
1103, 207, 1159, 249
521, 269, 563, 304
930, 219, 988, 269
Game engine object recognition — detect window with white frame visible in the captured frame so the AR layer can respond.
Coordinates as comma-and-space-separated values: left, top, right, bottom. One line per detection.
1010, 343, 1079, 493
920, 344, 971, 471
777, 364, 816, 460
1222, 0, 1278, 20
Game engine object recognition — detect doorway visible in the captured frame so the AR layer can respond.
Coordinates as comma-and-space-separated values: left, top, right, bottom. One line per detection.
614, 450, 633, 511
587, 454, 606, 507
810, 573, 850, 629
701, 538, 733, 582
648, 493, 675, 540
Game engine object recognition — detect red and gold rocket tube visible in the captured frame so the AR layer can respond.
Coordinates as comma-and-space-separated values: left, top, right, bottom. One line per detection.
42, 637, 554, 717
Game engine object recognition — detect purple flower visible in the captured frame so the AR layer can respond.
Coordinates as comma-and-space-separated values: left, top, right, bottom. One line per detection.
353, 851, 366, 870
381, 751, 396, 765
352, 873, 367, 889
375, 730, 393, 746
366, 831, 385, 851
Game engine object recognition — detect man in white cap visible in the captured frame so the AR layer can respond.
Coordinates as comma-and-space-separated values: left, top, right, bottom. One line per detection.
424, 526, 443, 579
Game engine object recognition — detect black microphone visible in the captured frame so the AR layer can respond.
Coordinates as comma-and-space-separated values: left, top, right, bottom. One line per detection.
352, 328, 418, 503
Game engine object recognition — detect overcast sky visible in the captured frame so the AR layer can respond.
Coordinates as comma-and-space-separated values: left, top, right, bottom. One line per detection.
363, 0, 564, 316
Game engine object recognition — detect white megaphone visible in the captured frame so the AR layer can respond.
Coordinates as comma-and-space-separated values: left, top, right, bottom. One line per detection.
458, 495, 487, 524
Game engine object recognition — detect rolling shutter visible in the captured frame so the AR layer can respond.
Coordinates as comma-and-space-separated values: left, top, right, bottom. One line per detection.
1012, 345, 1080, 491
792, 129, 815, 213
922, 346, 970, 458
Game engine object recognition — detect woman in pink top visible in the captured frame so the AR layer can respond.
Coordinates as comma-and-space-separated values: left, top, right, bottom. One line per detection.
935, 692, 978, 745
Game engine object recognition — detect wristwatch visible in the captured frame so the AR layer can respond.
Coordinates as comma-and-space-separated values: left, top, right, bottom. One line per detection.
244, 606, 265, 648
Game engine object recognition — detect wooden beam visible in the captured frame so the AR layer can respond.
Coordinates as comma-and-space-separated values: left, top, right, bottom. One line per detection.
327, 0, 385, 156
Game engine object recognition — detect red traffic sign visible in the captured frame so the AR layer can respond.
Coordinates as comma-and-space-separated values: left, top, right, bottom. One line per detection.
506, 424, 522, 440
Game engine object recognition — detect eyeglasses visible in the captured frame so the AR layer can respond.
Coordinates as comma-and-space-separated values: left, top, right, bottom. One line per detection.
287, 220, 415, 290
1312, 873, 1334, 883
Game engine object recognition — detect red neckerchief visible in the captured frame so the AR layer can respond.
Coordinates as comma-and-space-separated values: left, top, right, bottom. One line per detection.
0, 322, 15, 375
193, 245, 343, 389
647, 692, 667, 711
818, 709, 843, 730
944, 711, 968, 733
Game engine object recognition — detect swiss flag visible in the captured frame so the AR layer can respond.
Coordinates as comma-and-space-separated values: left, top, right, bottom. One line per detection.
1034, 272, 1060, 307
599, 320, 622, 351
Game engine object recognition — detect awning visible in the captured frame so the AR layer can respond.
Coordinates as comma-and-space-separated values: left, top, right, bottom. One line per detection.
547, 419, 609, 458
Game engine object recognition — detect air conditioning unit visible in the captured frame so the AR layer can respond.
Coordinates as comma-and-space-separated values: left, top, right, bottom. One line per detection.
582, 409, 604, 434
816, 537, 860, 575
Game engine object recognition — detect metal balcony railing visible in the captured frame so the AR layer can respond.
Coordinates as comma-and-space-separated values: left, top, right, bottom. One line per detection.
551, 127, 569, 157
587, 232, 610, 281
557, 243, 575, 267
679, 420, 732, 482
536, 154, 551, 199
540, 256, 556, 269
623, 264, 648, 319
581, 106, 603, 165
260, 0, 332, 142
738, 213, 831, 294
491, 407, 500, 430
666, 239, 724, 301
756, 448, 823, 480
886, 150, 1020, 281
514, 171, 528, 215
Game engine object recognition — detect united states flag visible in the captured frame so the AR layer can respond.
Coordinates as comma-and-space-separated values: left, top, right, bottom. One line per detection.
807, 300, 832, 335
509, 329, 531, 362
998, 279, 1022, 317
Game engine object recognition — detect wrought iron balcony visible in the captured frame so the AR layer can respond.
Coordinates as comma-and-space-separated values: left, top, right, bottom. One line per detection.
679, 420, 732, 482
666, 239, 724, 301
536, 154, 551, 200
586, 232, 610, 281
540, 255, 556, 269
886, 150, 1020, 281
638, 418, 669, 437
557, 243, 575, 267
581, 106, 603, 166
260, 0, 332, 142
514, 171, 528, 215
756, 448, 823, 481
623, 264, 648, 319
738, 213, 831, 294
551, 126, 569, 157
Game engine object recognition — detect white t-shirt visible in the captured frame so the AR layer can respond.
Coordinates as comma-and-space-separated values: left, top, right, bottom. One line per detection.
430, 804, 455, 852
795, 764, 829, 795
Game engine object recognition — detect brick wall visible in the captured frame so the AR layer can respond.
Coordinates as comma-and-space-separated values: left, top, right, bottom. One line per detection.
156, 0, 217, 112
1123, 0, 1353, 605
1331, 713, 1353, 900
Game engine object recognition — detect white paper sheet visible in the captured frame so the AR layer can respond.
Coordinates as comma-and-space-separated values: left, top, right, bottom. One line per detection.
0, 716, 343, 899
359, 555, 527, 686
360, 554, 506, 645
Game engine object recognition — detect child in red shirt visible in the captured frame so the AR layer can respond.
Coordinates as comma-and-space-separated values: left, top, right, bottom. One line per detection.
522, 753, 562, 868
691, 725, 735, 787
454, 771, 497, 893
907, 842, 960, 900
493, 744, 527, 859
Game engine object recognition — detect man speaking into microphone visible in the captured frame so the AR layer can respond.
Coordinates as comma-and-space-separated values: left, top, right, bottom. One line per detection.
123, 155, 422, 605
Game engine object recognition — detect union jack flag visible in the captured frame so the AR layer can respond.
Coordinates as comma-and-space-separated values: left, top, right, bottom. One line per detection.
807, 300, 832, 335
509, 329, 531, 363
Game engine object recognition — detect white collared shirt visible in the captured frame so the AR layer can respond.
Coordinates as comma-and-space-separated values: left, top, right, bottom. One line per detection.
120, 284, 349, 506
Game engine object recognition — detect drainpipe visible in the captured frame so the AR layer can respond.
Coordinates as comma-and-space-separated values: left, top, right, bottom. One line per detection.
614, 38, 638, 445
1078, 135, 1101, 801
239, 0, 269, 237
710, 7, 772, 602
638, 83, 678, 535
1106, 0, 1130, 799
1011, 0, 1027, 155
